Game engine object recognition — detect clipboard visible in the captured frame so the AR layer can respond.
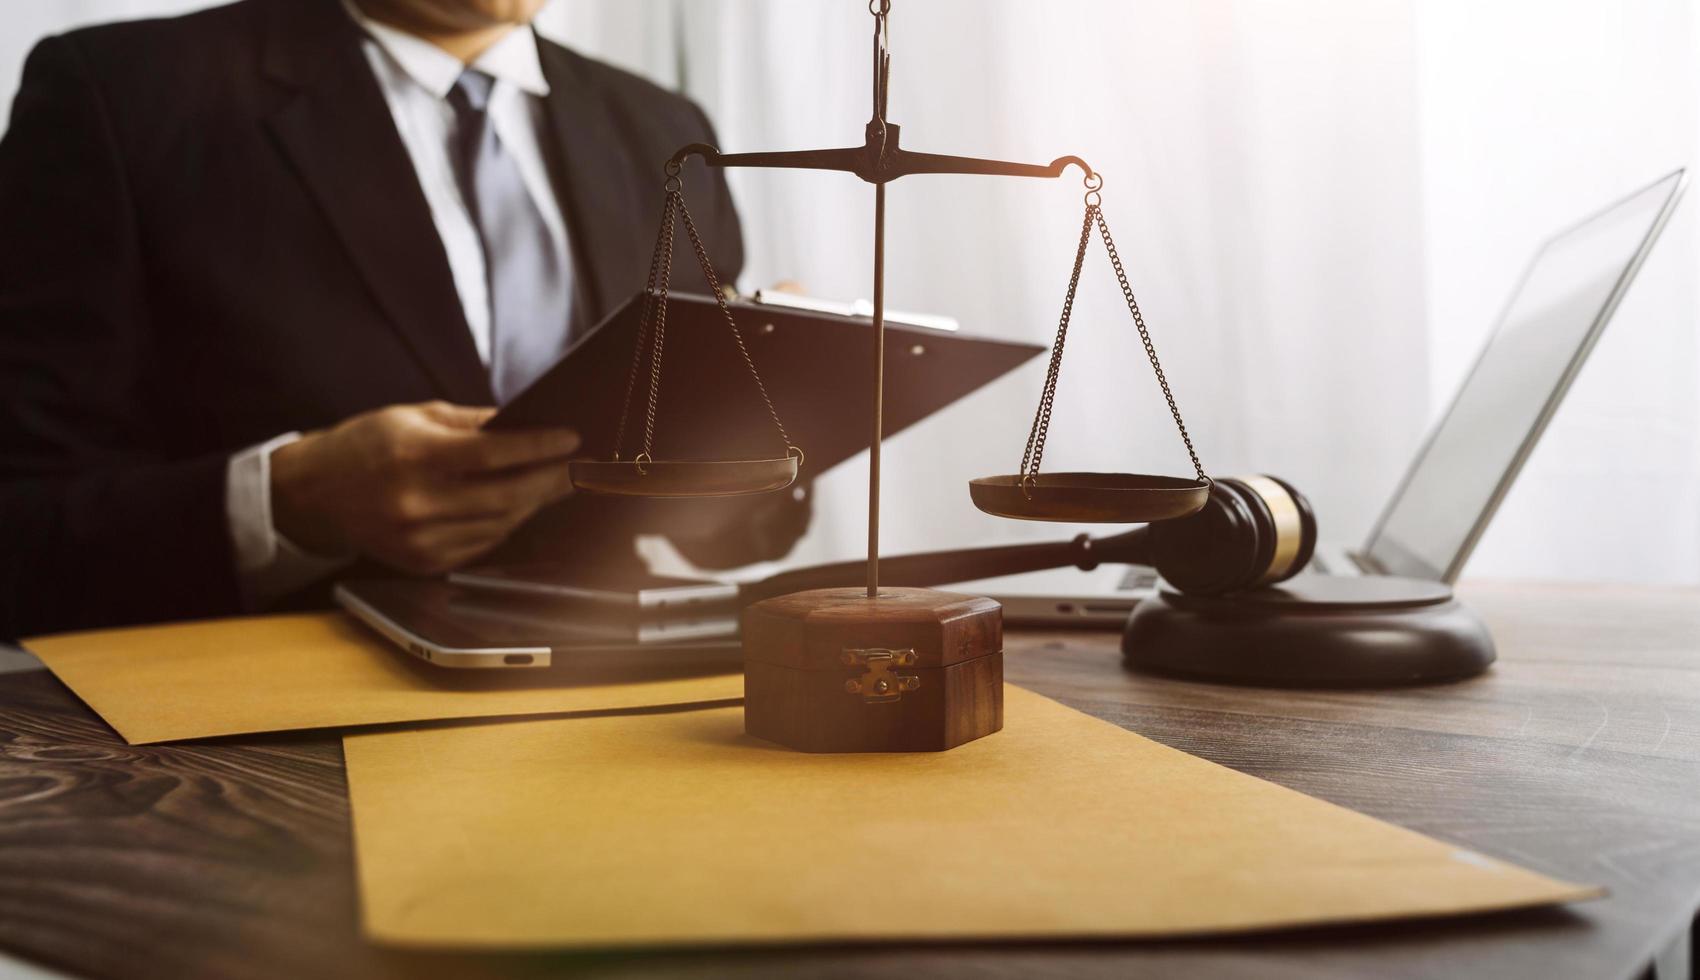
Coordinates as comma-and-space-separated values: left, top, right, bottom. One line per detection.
489, 292, 1042, 478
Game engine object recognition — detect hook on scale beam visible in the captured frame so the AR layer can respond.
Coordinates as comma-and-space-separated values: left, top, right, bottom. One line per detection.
665, 0, 1092, 187
665, 139, 1095, 188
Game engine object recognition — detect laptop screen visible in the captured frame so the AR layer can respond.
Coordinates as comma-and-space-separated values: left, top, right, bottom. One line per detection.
1363, 170, 1685, 582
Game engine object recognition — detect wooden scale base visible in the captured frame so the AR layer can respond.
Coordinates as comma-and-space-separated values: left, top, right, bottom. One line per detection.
1122, 575, 1496, 687
742, 587, 1004, 753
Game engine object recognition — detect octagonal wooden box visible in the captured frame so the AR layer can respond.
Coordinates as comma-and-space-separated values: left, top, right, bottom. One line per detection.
740, 586, 1004, 752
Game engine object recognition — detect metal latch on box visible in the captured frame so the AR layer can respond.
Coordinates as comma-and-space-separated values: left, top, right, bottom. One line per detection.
842, 647, 921, 703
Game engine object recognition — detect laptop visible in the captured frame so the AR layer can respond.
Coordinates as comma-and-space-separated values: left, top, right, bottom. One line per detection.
963, 169, 1687, 625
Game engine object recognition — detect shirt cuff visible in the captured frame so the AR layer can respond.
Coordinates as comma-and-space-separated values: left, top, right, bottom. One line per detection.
226, 432, 350, 610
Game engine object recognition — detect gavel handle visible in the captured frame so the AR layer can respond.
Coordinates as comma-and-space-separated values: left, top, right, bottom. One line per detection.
740, 527, 1152, 604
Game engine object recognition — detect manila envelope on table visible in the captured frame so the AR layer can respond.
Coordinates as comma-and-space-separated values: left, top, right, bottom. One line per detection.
24, 613, 741, 744
344, 684, 1599, 949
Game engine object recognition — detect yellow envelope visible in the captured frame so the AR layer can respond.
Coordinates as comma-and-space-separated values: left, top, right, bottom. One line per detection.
344, 684, 1598, 949
25, 613, 741, 744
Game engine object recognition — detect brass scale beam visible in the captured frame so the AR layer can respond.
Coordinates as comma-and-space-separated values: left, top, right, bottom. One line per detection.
666, 1, 1092, 600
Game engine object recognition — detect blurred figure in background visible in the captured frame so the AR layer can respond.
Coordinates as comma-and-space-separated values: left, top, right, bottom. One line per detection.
0, 0, 800, 638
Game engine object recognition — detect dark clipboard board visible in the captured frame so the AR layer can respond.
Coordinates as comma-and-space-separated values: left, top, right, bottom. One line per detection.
487, 292, 1042, 480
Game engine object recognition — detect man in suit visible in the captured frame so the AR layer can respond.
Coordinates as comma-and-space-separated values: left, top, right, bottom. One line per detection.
0, 0, 790, 638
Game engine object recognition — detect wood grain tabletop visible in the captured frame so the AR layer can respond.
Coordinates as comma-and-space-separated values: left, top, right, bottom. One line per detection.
0, 581, 1696, 980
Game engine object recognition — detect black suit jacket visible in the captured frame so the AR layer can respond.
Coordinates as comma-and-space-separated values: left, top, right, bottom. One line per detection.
0, 0, 750, 638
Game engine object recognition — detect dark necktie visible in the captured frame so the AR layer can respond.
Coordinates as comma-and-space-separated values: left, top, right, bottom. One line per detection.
446, 69, 573, 404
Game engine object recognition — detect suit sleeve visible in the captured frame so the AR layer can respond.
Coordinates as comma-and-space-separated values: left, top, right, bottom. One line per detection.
0, 36, 242, 639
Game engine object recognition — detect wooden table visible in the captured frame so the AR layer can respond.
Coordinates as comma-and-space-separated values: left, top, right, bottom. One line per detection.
1, 582, 1696, 980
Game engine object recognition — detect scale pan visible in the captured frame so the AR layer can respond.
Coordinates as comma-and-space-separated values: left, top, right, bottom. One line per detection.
969, 473, 1210, 523
571, 456, 800, 498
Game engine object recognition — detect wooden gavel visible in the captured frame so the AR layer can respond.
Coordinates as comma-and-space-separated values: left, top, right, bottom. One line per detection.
744, 475, 1317, 603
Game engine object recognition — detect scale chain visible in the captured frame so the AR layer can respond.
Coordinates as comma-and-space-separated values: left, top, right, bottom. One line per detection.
639, 193, 677, 463
1093, 206, 1205, 482
612, 189, 676, 463
674, 193, 795, 454
628, 196, 677, 463
1020, 183, 1207, 491
614, 176, 794, 469
1020, 205, 1094, 486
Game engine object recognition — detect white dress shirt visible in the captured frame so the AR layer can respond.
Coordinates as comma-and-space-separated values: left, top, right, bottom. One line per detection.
225, 8, 573, 608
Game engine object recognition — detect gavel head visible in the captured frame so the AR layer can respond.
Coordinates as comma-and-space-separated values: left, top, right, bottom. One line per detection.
1148, 476, 1317, 596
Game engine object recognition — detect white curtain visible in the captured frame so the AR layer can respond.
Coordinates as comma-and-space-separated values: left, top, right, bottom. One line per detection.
7, 0, 1696, 585
551, 0, 1699, 586
548, 0, 1436, 575
1412, 0, 1700, 585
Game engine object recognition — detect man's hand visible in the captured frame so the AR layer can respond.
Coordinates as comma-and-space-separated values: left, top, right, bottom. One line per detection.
270, 401, 580, 575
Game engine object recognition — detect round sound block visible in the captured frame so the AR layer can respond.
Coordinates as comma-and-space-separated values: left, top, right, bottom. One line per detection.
1122, 575, 1495, 687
